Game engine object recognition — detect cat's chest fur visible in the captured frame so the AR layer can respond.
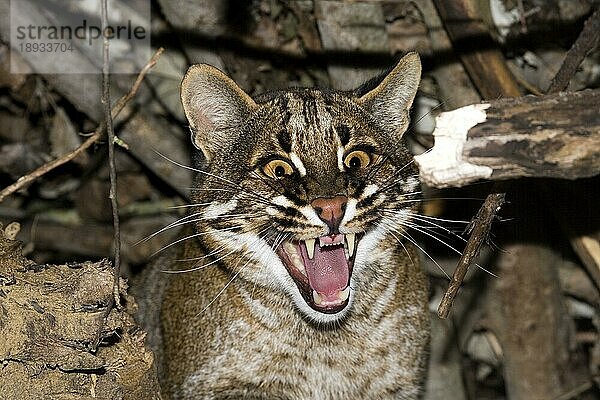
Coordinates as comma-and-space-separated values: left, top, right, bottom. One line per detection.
138, 52, 431, 399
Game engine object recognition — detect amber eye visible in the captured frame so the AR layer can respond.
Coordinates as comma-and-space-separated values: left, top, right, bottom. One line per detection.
262, 159, 294, 179
344, 150, 371, 170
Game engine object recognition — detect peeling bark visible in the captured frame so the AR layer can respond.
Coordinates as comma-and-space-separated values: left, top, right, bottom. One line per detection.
415, 89, 600, 188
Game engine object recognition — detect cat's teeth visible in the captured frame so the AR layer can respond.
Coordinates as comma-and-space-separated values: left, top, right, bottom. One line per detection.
312, 290, 322, 305
338, 286, 350, 302
305, 238, 316, 259
345, 233, 356, 257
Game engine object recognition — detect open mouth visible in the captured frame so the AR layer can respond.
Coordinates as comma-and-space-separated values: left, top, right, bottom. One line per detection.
276, 233, 361, 314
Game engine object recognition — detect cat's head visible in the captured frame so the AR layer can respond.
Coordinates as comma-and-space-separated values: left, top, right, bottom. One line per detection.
181, 53, 421, 323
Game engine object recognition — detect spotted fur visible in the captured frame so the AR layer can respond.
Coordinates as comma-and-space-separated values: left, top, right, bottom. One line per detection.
138, 53, 430, 399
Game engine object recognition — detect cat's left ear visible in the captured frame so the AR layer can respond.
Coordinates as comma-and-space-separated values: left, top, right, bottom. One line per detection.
356, 52, 421, 138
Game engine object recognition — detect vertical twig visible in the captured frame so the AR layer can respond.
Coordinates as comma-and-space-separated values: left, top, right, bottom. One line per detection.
437, 193, 505, 318
547, 7, 600, 94
101, 0, 121, 307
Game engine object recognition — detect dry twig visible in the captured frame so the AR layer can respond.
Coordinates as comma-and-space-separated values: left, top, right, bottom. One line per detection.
101, 0, 121, 307
0, 47, 164, 204
547, 7, 600, 94
438, 193, 505, 318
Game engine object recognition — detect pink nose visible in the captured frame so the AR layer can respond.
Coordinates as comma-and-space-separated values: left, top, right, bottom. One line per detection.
311, 195, 348, 231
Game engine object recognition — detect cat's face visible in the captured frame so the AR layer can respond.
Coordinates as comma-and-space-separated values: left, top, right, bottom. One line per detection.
181, 53, 421, 323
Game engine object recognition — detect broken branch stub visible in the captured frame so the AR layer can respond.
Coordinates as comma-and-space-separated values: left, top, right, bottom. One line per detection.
415, 89, 600, 188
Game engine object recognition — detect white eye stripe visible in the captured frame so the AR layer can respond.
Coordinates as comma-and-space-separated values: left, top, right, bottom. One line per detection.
337, 146, 345, 172
289, 152, 306, 176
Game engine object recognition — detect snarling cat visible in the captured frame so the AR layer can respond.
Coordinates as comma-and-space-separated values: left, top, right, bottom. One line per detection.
138, 52, 430, 399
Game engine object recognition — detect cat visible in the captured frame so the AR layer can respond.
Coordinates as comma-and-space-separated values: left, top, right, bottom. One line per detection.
137, 52, 430, 399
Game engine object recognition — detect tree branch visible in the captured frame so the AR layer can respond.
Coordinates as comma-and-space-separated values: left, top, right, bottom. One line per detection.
415, 89, 600, 188
0, 48, 165, 204
437, 192, 505, 318
547, 7, 600, 93
101, 0, 121, 307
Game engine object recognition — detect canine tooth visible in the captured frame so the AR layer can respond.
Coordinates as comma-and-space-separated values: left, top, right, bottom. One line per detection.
338, 287, 350, 302
312, 290, 322, 305
305, 238, 316, 259
346, 233, 356, 256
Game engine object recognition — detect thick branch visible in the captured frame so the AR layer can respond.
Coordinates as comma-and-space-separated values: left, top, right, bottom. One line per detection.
415, 89, 600, 188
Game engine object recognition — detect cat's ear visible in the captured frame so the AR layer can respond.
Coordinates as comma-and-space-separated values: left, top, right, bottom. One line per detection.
181, 64, 257, 161
356, 52, 421, 138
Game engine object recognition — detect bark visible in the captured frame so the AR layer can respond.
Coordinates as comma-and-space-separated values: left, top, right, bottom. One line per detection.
0, 225, 161, 399
415, 89, 600, 188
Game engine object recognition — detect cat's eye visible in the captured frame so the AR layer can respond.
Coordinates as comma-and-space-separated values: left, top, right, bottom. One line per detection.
344, 150, 371, 170
262, 159, 294, 179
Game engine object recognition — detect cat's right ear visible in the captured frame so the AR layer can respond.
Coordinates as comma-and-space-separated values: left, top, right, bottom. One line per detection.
181, 64, 257, 161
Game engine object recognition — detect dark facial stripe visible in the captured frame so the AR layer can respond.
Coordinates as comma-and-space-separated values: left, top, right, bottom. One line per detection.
277, 129, 292, 153
336, 124, 350, 146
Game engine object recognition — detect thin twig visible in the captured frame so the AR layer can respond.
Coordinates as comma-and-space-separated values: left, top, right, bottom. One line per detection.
101, 0, 121, 307
547, 7, 600, 93
438, 192, 505, 318
0, 47, 164, 204
552, 379, 595, 400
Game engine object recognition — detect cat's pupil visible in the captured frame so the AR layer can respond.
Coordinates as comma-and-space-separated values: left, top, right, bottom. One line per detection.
275, 165, 286, 177
349, 156, 361, 168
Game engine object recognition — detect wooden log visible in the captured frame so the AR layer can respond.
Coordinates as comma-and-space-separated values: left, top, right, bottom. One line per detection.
0, 225, 161, 399
415, 89, 600, 188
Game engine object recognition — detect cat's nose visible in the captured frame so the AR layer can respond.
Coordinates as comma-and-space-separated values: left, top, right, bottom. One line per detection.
311, 195, 348, 232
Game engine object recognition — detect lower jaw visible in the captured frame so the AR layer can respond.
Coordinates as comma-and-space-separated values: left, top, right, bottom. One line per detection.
298, 286, 351, 314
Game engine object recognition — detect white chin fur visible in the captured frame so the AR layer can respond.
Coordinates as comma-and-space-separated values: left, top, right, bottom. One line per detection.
289, 282, 354, 324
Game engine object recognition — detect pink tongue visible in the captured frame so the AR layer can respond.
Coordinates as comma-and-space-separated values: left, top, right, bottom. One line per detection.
302, 243, 349, 296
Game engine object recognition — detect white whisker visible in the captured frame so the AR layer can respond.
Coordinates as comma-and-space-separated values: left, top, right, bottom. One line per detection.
195, 230, 277, 314
163, 226, 272, 273
152, 225, 243, 256
379, 213, 450, 279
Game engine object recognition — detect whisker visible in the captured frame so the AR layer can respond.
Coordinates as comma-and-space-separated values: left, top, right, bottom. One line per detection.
382, 210, 469, 241
379, 213, 450, 279
404, 212, 471, 225
383, 211, 498, 278
396, 197, 486, 204
195, 230, 277, 314
152, 225, 243, 257
155, 150, 272, 205
168, 202, 212, 209
135, 211, 204, 245
163, 226, 271, 273
136, 211, 263, 246
381, 225, 415, 268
